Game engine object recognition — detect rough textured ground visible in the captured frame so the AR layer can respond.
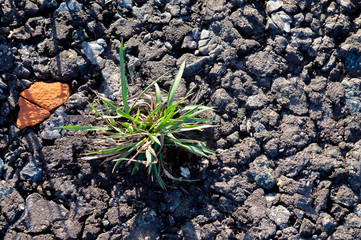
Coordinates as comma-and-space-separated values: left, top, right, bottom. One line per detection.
1, 0, 361, 239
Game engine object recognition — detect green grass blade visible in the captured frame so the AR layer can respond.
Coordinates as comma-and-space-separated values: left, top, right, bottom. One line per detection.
152, 164, 165, 189
176, 124, 214, 132
88, 102, 102, 118
135, 109, 140, 123
185, 85, 195, 98
132, 161, 141, 174
116, 108, 135, 121
145, 149, 154, 167
100, 98, 117, 111
166, 134, 208, 157
57, 126, 109, 131
168, 61, 185, 106
147, 133, 161, 145
155, 83, 161, 104
120, 39, 129, 113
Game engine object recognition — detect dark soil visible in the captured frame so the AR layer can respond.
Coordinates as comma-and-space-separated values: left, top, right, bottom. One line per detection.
1, 0, 361, 239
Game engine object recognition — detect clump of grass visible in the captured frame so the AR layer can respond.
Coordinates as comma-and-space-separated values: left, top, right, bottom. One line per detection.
59, 40, 215, 189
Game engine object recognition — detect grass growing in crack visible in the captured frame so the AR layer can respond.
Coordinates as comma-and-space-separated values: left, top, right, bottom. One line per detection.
58, 40, 215, 189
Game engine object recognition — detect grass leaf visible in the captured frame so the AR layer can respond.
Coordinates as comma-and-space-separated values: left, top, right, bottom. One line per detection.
168, 61, 185, 106
120, 39, 129, 113
57, 126, 109, 131
155, 83, 161, 104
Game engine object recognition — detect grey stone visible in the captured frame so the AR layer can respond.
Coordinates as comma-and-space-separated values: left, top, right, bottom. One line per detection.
354, 204, 361, 218
139, 40, 167, 61
126, 208, 161, 240
131, 3, 154, 20
100, 59, 122, 100
247, 218, 277, 239
40, 107, 69, 140
309, 36, 334, 57
246, 50, 287, 78
212, 175, 256, 202
67, 0, 82, 11
65, 91, 88, 113
229, 5, 264, 39
32, 56, 51, 79
166, 190, 182, 213
341, 78, 361, 115
164, 19, 192, 46
0, 44, 14, 72
271, 11, 292, 33
345, 213, 361, 228
177, 53, 210, 77
299, 218, 315, 238
20, 160, 42, 183
272, 77, 308, 115
104, 204, 133, 227
317, 212, 336, 233
266, 0, 283, 14
330, 185, 359, 208
8, 23, 32, 40
56, 2, 69, 13
280, 193, 313, 213
13, 193, 68, 233
0, 180, 25, 223
250, 155, 275, 190
52, 177, 77, 201
313, 180, 332, 213
330, 225, 357, 240
267, 205, 290, 229
50, 49, 79, 82
0, 101, 9, 126
127, 56, 141, 73
82, 39, 107, 65
278, 115, 316, 153
210, 18, 241, 43
293, 13, 304, 26
290, 27, 314, 51
53, 11, 73, 43
198, 35, 223, 56
211, 89, 233, 111
38, 0, 58, 11
0, 157, 3, 176
325, 14, 351, 38
181, 35, 197, 49
0, 80, 7, 101
72, 27, 88, 43
200, 29, 210, 40
245, 92, 267, 110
